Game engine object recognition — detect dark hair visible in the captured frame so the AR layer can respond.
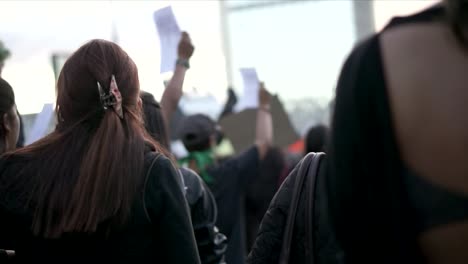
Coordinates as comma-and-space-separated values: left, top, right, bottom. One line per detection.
0, 78, 15, 154
140, 91, 169, 149
305, 124, 328, 153
247, 146, 286, 210
179, 114, 216, 152
446, 0, 468, 46
5, 40, 164, 238
185, 136, 212, 152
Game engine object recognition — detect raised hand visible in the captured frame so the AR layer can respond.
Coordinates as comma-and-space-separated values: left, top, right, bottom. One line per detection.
178, 32, 195, 60
259, 82, 272, 107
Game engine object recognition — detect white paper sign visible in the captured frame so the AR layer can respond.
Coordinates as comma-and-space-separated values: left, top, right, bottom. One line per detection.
25, 103, 55, 145
153, 6, 182, 73
235, 68, 260, 112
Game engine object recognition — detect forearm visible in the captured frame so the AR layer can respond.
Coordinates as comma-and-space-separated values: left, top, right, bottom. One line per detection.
160, 64, 187, 132
255, 105, 273, 159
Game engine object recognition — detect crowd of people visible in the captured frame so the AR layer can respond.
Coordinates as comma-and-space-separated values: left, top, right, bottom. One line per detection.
0, 0, 467, 263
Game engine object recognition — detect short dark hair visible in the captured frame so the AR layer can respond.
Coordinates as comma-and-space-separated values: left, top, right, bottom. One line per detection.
179, 114, 216, 152
305, 124, 328, 153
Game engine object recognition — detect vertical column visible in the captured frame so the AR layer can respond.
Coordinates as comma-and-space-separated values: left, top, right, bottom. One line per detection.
219, 0, 234, 86
353, 0, 376, 42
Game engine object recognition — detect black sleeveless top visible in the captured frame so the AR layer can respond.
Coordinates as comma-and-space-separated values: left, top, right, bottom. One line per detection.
328, 5, 468, 263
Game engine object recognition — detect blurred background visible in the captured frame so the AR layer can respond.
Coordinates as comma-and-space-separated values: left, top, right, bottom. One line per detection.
0, 0, 437, 139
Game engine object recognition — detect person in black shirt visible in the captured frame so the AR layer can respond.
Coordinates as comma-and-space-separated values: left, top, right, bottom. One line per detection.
179, 84, 273, 264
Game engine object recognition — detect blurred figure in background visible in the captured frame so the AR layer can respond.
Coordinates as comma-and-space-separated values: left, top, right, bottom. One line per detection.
329, 0, 468, 263
281, 125, 329, 184
0, 41, 10, 77
245, 146, 287, 250
0, 40, 200, 263
218, 88, 238, 120
0, 78, 19, 155
179, 84, 273, 264
0, 40, 25, 149
305, 124, 328, 154
0, 77, 19, 260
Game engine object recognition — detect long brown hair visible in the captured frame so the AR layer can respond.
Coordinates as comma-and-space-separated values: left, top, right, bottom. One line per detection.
5, 40, 164, 238
446, 0, 468, 46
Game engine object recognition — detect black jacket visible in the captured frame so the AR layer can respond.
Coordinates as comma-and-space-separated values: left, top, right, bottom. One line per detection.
180, 168, 227, 264
247, 157, 343, 264
0, 152, 200, 264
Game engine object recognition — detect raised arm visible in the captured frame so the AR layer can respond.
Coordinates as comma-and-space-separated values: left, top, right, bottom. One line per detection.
160, 32, 195, 134
255, 83, 273, 160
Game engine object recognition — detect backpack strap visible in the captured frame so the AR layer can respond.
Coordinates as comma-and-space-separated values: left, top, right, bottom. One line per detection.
279, 152, 316, 264
142, 152, 161, 223
305, 152, 325, 263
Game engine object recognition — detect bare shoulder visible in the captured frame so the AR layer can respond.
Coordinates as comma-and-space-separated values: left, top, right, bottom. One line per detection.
381, 22, 468, 194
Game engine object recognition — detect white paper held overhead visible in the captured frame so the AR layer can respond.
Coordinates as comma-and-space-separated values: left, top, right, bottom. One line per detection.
153, 6, 182, 74
235, 68, 260, 112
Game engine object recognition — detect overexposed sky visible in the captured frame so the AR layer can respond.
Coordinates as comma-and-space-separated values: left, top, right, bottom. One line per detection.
0, 0, 441, 114
0, 0, 226, 114
374, 0, 439, 30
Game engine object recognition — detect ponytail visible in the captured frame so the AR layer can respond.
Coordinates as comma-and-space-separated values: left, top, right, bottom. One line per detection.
27, 107, 149, 238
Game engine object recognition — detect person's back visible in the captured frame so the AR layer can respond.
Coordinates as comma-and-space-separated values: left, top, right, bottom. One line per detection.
383, 5, 468, 263
245, 147, 286, 250
0, 40, 199, 263
179, 84, 274, 264
329, 1, 468, 263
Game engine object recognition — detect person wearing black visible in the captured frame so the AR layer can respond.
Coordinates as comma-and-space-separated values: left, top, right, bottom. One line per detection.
141, 91, 227, 264
0, 40, 200, 263
250, 1, 468, 263
0, 77, 20, 261
305, 125, 328, 154
328, 1, 468, 263
245, 147, 286, 250
179, 84, 273, 264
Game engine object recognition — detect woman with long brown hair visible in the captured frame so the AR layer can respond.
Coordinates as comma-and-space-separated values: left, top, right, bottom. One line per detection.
0, 40, 200, 263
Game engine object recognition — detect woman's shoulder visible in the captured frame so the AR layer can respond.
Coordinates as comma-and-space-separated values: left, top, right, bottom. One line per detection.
0, 154, 28, 176
143, 151, 183, 193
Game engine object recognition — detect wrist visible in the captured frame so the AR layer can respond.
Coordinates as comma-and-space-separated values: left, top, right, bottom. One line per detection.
259, 104, 271, 113
176, 58, 190, 69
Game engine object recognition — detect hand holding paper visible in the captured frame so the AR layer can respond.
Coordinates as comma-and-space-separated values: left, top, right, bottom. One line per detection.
259, 82, 272, 107
178, 32, 194, 60
235, 68, 260, 111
